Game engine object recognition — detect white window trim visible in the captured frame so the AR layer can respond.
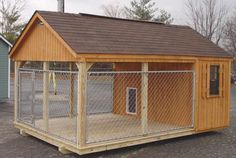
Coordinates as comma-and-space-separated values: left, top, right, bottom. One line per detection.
126, 87, 137, 115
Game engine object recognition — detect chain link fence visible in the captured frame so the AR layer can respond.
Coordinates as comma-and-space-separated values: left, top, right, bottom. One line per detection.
17, 68, 194, 145
86, 71, 195, 144
18, 69, 78, 144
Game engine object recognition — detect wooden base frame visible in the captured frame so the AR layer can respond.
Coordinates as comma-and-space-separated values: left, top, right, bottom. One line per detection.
14, 122, 199, 155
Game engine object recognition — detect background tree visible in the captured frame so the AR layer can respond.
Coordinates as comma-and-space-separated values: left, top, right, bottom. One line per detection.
124, 0, 157, 20
0, 0, 25, 44
102, 4, 125, 18
124, 0, 173, 23
154, 9, 173, 24
224, 21, 236, 55
223, 11, 236, 56
185, 0, 229, 45
223, 10, 236, 74
102, 0, 173, 24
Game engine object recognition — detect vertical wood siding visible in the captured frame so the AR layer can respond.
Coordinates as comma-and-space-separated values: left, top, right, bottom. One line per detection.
113, 62, 194, 126
113, 63, 142, 118
12, 19, 76, 61
196, 60, 231, 131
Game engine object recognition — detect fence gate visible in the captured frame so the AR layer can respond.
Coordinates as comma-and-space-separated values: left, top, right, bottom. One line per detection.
17, 69, 78, 144
18, 70, 36, 126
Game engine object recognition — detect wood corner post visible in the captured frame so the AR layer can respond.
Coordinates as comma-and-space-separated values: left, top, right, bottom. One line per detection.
141, 62, 148, 135
76, 62, 86, 147
76, 62, 93, 147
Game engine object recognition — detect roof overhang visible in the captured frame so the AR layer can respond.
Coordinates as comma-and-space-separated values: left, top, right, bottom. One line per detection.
0, 35, 12, 47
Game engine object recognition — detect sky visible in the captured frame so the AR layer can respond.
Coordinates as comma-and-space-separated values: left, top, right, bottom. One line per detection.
19, 0, 236, 25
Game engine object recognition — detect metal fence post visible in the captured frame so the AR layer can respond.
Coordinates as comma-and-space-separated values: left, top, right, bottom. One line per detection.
69, 63, 75, 117
31, 71, 36, 126
192, 72, 196, 128
15, 62, 22, 122
16, 66, 20, 122
43, 62, 49, 132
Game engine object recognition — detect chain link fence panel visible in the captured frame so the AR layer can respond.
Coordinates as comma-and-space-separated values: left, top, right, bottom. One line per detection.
18, 69, 78, 144
86, 71, 195, 144
17, 68, 195, 145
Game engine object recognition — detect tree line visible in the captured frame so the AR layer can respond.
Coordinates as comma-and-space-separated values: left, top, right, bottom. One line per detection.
1, 0, 236, 57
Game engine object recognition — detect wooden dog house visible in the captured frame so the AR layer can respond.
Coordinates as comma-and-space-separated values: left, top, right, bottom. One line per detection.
9, 11, 232, 155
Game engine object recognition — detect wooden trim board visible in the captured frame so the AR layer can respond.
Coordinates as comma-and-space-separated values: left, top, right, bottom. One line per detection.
78, 54, 231, 63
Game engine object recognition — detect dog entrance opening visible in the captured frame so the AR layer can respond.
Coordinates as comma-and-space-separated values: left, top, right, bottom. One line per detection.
126, 87, 137, 115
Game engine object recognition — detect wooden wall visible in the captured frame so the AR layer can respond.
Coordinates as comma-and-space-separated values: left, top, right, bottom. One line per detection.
113, 63, 142, 118
12, 19, 76, 62
196, 60, 231, 131
113, 62, 194, 126
149, 63, 194, 71
148, 63, 193, 126
113, 60, 231, 130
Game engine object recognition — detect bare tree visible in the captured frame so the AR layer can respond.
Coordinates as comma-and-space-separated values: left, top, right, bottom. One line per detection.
223, 10, 236, 74
0, 0, 25, 44
223, 11, 236, 56
102, 4, 125, 18
185, 0, 229, 45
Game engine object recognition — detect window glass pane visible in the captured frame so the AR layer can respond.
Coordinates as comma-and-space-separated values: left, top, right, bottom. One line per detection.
210, 65, 220, 95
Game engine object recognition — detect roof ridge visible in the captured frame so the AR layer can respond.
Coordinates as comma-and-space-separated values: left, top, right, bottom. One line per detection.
79, 13, 191, 29
37, 10, 190, 29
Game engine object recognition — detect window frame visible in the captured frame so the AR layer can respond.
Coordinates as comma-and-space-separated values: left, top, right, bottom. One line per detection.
208, 64, 221, 97
126, 87, 138, 115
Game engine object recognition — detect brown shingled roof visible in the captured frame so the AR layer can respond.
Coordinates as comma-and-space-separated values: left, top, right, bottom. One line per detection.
38, 10, 231, 57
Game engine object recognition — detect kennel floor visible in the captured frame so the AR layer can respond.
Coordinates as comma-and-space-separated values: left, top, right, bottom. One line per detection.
34, 113, 191, 144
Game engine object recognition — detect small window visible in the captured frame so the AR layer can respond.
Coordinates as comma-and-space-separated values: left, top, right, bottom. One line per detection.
210, 65, 220, 95
126, 87, 137, 114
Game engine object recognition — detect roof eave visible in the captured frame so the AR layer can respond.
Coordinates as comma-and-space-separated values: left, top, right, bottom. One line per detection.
0, 35, 12, 47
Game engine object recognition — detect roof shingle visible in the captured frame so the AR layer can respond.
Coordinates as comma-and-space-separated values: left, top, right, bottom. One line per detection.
38, 11, 231, 58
